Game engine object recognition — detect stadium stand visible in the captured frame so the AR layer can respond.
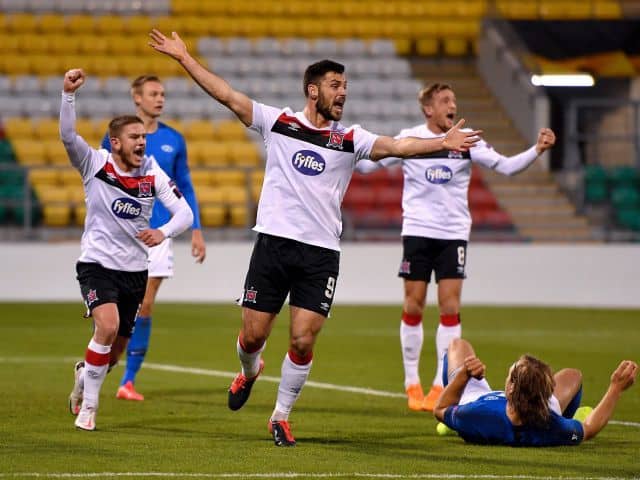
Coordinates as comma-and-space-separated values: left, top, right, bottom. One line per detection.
0, 0, 634, 242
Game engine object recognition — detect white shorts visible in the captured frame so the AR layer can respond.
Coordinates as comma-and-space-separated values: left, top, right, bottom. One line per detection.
148, 238, 174, 278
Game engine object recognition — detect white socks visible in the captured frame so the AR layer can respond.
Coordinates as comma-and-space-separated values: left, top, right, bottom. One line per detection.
82, 339, 111, 409
400, 320, 424, 390
433, 323, 461, 387
271, 352, 312, 421
237, 337, 265, 379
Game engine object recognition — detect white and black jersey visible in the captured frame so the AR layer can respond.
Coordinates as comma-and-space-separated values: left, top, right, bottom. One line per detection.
356, 124, 538, 241
250, 102, 379, 252
60, 93, 193, 272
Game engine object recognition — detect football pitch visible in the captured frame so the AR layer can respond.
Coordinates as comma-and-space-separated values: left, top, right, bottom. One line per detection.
0, 302, 638, 479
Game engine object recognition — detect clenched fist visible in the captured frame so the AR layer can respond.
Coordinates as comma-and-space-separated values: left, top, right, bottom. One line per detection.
63, 69, 85, 94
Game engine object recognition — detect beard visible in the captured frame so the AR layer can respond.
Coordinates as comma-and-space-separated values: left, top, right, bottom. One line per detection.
114, 146, 141, 170
316, 93, 342, 121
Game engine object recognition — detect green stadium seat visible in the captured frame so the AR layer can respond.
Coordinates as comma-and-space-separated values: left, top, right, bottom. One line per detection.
616, 208, 640, 231
0, 140, 16, 163
585, 182, 608, 203
608, 165, 640, 189
611, 186, 640, 210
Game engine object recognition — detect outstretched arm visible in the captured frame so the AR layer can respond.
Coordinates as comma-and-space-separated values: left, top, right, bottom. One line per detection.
148, 29, 253, 126
490, 128, 556, 176
369, 119, 481, 161
582, 360, 638, 441
59, 69, 93, 174
433, 355, 486, 422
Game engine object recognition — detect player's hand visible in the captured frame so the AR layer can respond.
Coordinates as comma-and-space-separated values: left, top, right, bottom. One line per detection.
442, 119, 482, 152
191, 229, 206, 263
63, 69, 85, 93
149, 29, 188, 62
610, 360, 638, 392
136, 228, 166, 247
463, 355, 486, 380
536, 128, 556, 154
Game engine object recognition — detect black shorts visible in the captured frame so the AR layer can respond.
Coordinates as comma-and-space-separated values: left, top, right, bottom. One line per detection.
241, 233, 340, 317
76, 262, 148, 338
397, 236, 467, 283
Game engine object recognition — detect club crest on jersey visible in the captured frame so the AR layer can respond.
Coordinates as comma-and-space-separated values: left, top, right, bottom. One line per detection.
292, 150, 325, 176
111, 197, 142, 219
326, 131, 345, 150
86, 289, 98, 306
161, 144, 174, 153
244, 288, 258, 303
426, 165, 453, 184
399, 260, 411, 275
448, 150, 464, 159
138, 181, 152, 197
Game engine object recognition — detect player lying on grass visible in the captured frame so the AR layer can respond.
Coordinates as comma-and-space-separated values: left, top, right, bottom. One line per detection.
433, 338, 637, 446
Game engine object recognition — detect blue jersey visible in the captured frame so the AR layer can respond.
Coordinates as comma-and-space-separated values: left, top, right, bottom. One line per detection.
443, 392, 584, 447
102, 122, 200, 229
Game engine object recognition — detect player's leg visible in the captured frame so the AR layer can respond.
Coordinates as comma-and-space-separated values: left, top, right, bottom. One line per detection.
425, 240, 466, 411
398, 236, 431, 411
118, 241, 171, 400
229, 233, 287, 411
268, 240, 339, 446
553, 368, 583, 418
402, 279, 428, 410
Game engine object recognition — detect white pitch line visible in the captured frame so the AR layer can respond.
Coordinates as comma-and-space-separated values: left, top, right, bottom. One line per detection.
1, 474, 639, 479
1, 357, 639, 428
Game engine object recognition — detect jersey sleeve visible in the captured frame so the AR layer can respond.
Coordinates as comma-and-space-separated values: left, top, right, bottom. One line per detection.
249, 101, 283, 138
59, 92, 104, 181
153, 165, 194, 239
171, 133, 201, 229
352, 126, 380, 162
470, 139, 538, 176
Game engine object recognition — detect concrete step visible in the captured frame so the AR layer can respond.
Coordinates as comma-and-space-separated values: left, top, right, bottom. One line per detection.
506, 204, 577, 216
518, 226, 599, 242
491, 184, 559, 196
509, 214, 589, 227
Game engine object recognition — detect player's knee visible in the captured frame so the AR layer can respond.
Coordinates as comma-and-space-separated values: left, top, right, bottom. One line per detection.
449, 337, 470, 354
404, 298, 425, 316
290, 335, 314, 356
241, 331, 267, 351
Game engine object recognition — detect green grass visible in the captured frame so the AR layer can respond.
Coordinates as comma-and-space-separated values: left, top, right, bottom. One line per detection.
0, 303, 639, 479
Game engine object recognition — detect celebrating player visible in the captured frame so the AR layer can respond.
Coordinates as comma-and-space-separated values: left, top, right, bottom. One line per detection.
148, 29, 480, 446
355, 83, 555, 411
61, 69, 193, 430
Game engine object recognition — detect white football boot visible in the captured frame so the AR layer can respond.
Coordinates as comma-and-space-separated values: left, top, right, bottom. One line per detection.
68, 361, 84, 416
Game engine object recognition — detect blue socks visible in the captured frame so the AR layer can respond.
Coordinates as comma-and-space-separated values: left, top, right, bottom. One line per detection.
442, 352, 449, 386
563, 384, 583, 418
121, 316, 151, 386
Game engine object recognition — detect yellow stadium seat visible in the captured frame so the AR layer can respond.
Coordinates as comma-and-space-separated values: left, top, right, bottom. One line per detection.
229, 205, 250, 227
184, 120, 217, 141
34, 184, 70, 203
540, 1, 591, 19
223, 185, 249, 205
12, 140, 46, 166
197, 2, 229, 15
191, 142, 231, 167
47, 34, 73, 55
416, 38, 439, 56
200, 204, 226, 227
250, 181, 262, 203
6, 14, 38, 33
66, 15, 96, 34
43, 140, 70, 166
215, 120, 247, 141
60, 168, 82, 186
443, 38, 469, 57
594, 1, 622, 18
150, 16, 184, 36
1, 54, 31, 75
125, 16, 153, 34
78, 36, 109, 55
29, 168, 60, 186
42, 204, 72, 227
107, 35, 139, 55
235, 18, 269, 38
19, 34, 48, 54
73, 204, 86, 226
228, 142, 262, 168
85, 55, 121, 76
498, 1, 538, 18
4, 118, 35, 141
190, 170, 213, 188
198, 186, 226, 204
1, 34, 21, 54
75, 118, 97, 140
37, 14, 66, 33
95, 15, 126, 34
250, 170, 264, 184
266, 18, 299, 38
33, 119, 60, 140
30, 55, 64, 75
172, 0, 201, 15
326, 20, 355, 39
178, 16, 212, 36
147, 55, 183, 76
67, 185, 86, 204
212, 169, 247, 186
407, 19, 439, 38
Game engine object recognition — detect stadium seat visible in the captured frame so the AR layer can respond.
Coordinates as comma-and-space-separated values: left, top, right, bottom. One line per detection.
200, 204, 226, 227
228, 142, 262, 168
66, 15, 95, 34
11, 140, 46, 166
42, 204, 72, 227
594, 1, 622, 19
212, 169, 247, 186
0, 140, 16, 163
60, 168, 82, 186
6, 13, 38, 33
73, 204, 86, 226
184, 120, 217, 141
29, 168, 60, 186
33, 119, 60, 139
37, 14, 66, 33
229, 204, 249, 227
215, 120, 248, 141
189, 141, 230, 167
4, 118, 35, 141
43, 140, 70, 166
189, 170, 213, 189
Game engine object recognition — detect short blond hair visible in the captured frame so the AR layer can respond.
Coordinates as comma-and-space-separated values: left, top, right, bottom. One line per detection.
418, 83, 453, 106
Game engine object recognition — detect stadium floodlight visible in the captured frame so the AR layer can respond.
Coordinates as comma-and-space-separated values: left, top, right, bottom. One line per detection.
530, 74, 595, 87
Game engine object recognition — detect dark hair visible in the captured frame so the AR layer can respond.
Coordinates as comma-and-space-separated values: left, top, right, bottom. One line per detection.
131, 75, 162, 96
108, 115, 144, 138
418, 83, 453, 106
506, 354, 555, 428
303, 59, 345, 97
